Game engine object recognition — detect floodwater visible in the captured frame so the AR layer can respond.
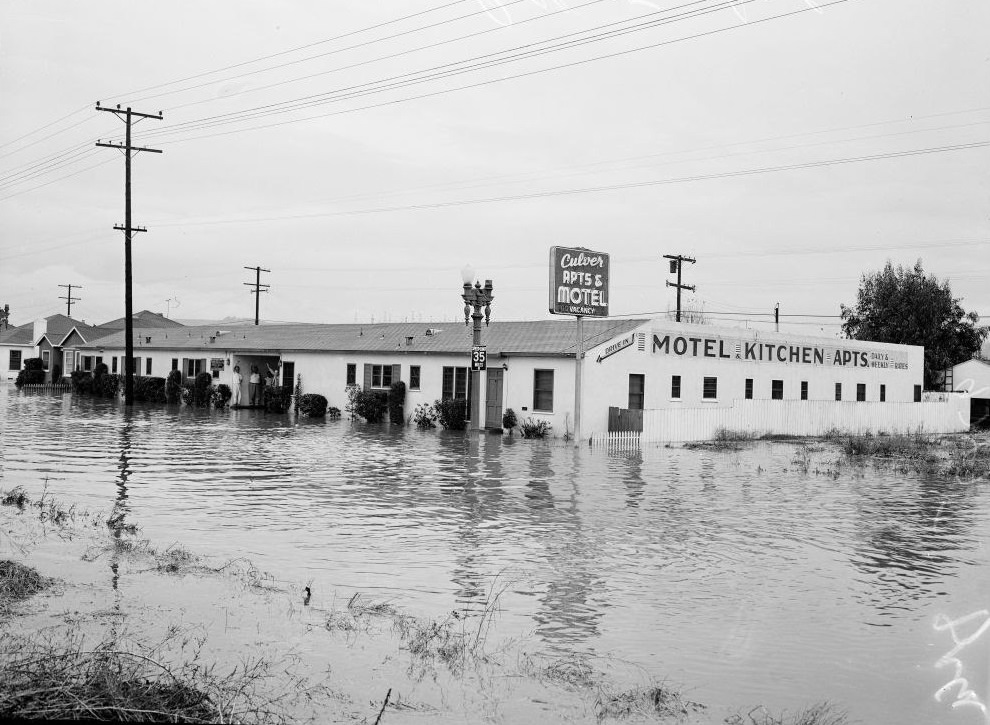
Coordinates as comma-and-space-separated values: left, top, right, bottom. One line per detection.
2, 384, 990, 725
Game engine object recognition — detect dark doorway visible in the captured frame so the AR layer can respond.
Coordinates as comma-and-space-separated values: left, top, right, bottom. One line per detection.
485, 368, 504, 430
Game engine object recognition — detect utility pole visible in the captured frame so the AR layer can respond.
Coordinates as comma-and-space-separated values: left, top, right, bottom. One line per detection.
775, 302, 780, 332
96, 103, 163, 406
58, 284, 82, 318
663, 254, 696, 322
243, 266, 271, 325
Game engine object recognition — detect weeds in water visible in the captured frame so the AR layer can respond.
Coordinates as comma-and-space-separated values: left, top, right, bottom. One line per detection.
0, 628, 309, 724
1, 486, 29, 509
594, 680, 703, 721
0, 560, 52, 614
726, 701, 847, 725
524, 653, 598, 689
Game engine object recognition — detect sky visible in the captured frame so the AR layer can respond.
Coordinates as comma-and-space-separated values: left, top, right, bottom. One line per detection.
1, 0, 988, 336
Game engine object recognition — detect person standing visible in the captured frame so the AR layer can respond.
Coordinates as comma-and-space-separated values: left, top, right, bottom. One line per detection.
231, 365, 243, 406
249, 365, 261, 406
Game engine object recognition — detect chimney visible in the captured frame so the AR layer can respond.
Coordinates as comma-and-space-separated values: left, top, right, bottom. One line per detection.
32, 317, 47, 344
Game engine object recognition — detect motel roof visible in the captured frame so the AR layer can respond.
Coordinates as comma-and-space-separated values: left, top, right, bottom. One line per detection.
70, 319, 648, 358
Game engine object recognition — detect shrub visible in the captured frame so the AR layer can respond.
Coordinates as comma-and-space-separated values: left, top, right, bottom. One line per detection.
134, 376, 167, 404
298, 393, 328, 417
211, 383, 232, 409
521, 417, 552, 439
388, 381, 406, 425
413, 403, 437, 429
94, 373, 121, 399
183, 372, 213, 407
328, 406, 341, 419
433, 398, 468, 431
502, 408, 518, 432
69, 370, 94, 394
263, 385, 292, 414
293, 374, 302, 414
165, 369, 182, 403
353, 389, 388, 423
14, 358, 45, 388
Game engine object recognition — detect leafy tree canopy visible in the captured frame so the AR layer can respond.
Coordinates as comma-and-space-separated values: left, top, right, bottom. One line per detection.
840, 260, 987, 388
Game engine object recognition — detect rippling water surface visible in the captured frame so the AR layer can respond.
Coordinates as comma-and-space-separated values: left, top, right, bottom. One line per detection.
3, 386, 990, 724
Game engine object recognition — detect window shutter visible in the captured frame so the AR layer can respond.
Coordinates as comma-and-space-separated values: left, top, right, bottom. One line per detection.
182, 358, 189, 378
391, 364, 400, 386
363, 363, 372, 389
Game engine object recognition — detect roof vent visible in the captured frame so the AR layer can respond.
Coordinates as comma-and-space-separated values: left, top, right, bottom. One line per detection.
145, 336, 151, 344
405, 336, 414, 346
425, 328, 442, 336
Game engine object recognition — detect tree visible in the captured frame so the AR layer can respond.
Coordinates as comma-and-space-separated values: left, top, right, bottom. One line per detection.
840, 260, 987, 388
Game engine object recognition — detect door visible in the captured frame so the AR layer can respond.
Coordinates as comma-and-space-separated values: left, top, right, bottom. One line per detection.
485, 368, 504, 430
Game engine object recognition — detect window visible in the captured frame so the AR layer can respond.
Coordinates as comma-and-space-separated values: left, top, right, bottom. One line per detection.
187, 358, 196, 377
346, 363, 357, 386
9, 350, 22, 371
534, 369, 554, 412
64, 351, 74, 371
702, 376, 718, 400
880, 384, 886, 402
771, 380, 783, 400
370, 364, 393, 388
171, 358, 179, 371
410, 365, 421, 390
628, 374, 645, 410
835, 383, 842, 401
914, 385, 922, 402
95, 356, 103, 366
131, 358, 141, 375
671, 375, 681, 399
856, 383, 866, 402
112, 356, 118, 374
41, 350, 50, 370
281, 362, 295, 389
146, 359, 153, 375
800, 381, 808, 400
83, 355, 93, 371
442, 366, 470, 400
744, 378, 753, 400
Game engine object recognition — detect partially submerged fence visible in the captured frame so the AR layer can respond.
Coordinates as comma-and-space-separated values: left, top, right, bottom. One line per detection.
591, 396, 971, 446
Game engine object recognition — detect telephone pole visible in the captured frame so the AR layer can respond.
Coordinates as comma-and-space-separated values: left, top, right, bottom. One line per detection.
663, 254, 696, 322
243, 266, 270, 325
58, 284, 82, 317
96, 103, 163, 406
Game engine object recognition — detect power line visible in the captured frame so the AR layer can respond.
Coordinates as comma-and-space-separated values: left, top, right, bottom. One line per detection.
145, 139, 990, 225
100, 0, 479, 103
135, 0, 771, 141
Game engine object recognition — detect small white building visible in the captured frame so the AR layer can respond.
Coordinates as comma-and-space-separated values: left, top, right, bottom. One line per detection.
944, 357, 990, 427
65, 317, 970, 440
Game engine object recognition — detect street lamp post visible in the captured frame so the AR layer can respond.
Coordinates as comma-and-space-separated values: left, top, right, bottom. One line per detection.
461, 265, 493, 432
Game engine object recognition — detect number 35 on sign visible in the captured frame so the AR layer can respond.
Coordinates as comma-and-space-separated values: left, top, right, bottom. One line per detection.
471, 346, 487, 371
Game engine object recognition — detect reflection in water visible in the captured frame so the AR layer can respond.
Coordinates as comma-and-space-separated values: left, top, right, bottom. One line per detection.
850, 474, 983, 617
110, 412, 135, 592
3, 387, 990, 725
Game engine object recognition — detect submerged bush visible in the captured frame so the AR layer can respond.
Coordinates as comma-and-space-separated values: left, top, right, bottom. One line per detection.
502, 408, 518, 432
133, 376, 167, 404
263, 385, 292, 414
388, 381, 406, 425
298, 393, 328, 418
14, 358, 45, 388
211, 383, 232, 410
69, 370, 94, 394
165, 369, 182, 403
521, 417, 552, 439
352, 389, 388, 423
414, 403, 437, 429
433, 398, 467, 431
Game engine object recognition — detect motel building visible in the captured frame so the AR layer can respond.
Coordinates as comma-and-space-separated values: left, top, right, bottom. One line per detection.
60, 317, 972, 442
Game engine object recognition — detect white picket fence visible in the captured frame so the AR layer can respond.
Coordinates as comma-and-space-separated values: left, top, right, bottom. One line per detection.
590, 396, 971, 446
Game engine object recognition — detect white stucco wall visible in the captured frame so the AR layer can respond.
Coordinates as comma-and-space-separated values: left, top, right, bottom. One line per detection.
581, 321, 926, 438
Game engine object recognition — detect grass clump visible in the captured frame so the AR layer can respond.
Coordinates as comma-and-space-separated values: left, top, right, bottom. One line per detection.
0, 560, 52, 613
0, 630, 298, 723
840, 431, 935, 458
1, 486, 29, 509
595, 681, 703, 720
726, 701, 847, 725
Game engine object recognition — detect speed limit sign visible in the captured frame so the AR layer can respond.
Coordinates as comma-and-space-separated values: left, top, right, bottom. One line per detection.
471, 345, 487, 371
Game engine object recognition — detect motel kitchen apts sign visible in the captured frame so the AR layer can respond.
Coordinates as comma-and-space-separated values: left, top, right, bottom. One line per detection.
652, 333, 910, 370
549, 246, 610, 317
